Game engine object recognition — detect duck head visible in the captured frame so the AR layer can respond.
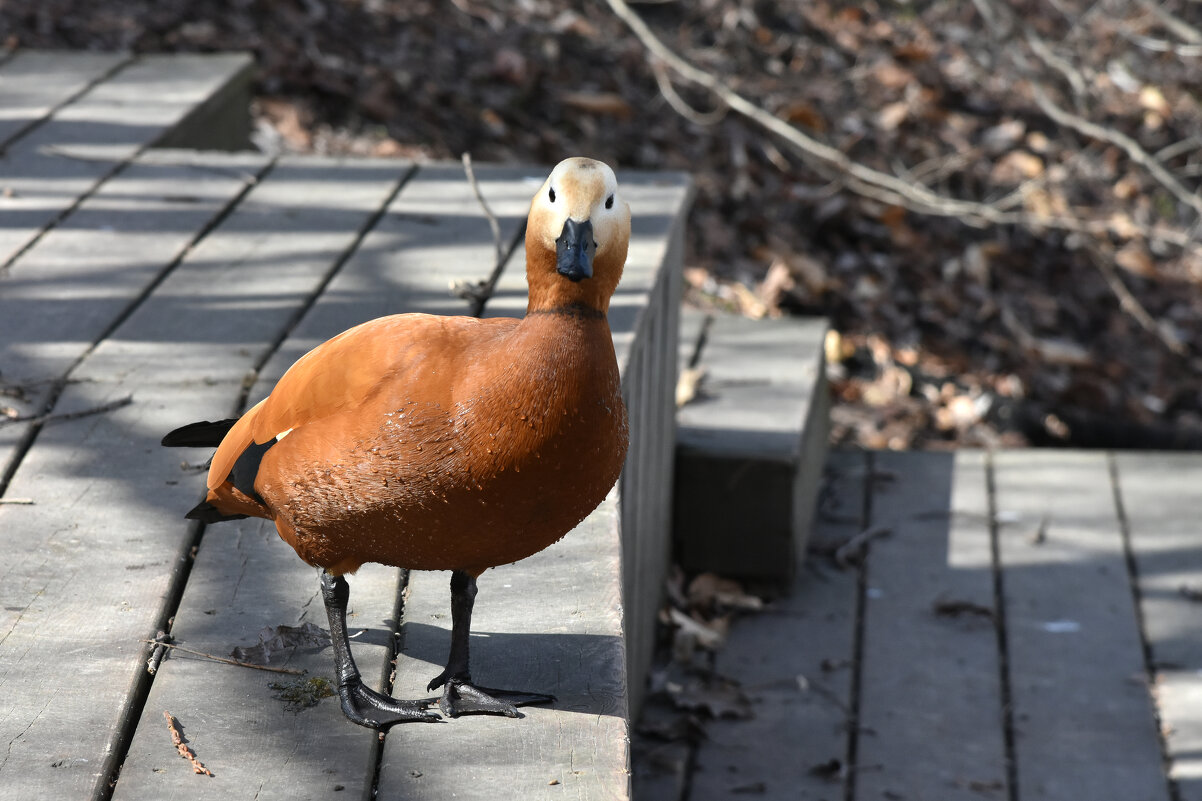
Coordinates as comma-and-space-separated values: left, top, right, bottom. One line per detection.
525, 157, 631, 315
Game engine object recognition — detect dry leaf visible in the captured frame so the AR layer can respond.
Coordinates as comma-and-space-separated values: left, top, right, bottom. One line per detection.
676, 366, 707, 408
780, 100, 827, 131
871, 60, 915, 90
876, 101, 909, 131
1139, 85, 1169, 116
991, 150, 1044, 183
1114, 241, 1156, 277
686, 573, 763, 613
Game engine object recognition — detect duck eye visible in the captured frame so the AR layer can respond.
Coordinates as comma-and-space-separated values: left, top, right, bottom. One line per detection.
605, 194, 614, 209
548, 187, 556, 203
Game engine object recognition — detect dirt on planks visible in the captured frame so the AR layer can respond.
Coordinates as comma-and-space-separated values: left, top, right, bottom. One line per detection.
4, 0, 1202, 450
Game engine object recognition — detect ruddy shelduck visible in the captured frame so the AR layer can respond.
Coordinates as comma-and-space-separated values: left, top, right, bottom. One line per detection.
163, 157, 631, 727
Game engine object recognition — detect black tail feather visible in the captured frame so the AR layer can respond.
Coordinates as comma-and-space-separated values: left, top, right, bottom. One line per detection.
185, 499, 250, 523
161, 419, 238, 448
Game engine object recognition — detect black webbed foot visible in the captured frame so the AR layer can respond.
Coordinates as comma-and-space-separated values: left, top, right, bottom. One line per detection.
430, 677, 554, 718
425, 570, 555, 718
339, 678, 440, 729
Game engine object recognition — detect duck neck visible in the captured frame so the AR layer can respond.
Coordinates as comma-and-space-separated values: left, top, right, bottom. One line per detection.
524, 247, 614, 317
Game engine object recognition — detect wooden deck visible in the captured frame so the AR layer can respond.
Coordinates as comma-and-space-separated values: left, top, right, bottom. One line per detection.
0, 52, 690, 800
639, 448, 1202, 801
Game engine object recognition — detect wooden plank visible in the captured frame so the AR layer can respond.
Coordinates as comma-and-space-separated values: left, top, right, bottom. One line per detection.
993, 450, 1169, 801
0, 157, 409, 799
0, 148, 269, 491
378, 494, 629, 800
109, 528, 402, 801
1113, 452, 1202, 800
113, 162, 533, 800
855, 450, 1008, 799
0, 53, 255, 267
0, 50, 131, 150
257, 163, 535, 382
689, 450, 865, 801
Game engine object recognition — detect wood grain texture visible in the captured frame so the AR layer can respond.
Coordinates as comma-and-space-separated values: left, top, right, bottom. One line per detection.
0, 53, 254, 266
689, 450, 864, 801
378, 493, 629, 801
1114, 452, 1202, 800
0, 158, 407, 799
993, 450, 1168, 801
0, 150, 268, 487
855, 449, 1008, 800
0, 50, 130, 149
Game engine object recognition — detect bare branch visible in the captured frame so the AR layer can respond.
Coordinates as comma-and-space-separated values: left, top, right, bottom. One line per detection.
140, 639, 308, 675
1030, 85, 1202, 220
0, 395, 132, 427
651, 60, 726, 126
461, 152, 504, 267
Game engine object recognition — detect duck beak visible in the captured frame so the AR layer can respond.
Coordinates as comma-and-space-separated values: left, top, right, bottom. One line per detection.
556, 218, 596, 282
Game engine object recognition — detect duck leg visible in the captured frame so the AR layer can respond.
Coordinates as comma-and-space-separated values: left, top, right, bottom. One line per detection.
321, 571, 439, 728
426, 570, 555, 717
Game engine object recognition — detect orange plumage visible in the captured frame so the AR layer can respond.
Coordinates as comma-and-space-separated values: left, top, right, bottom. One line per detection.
164, 157, 632, 726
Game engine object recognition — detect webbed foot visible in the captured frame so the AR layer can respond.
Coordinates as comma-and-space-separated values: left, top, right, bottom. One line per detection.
428, 675, 554, 718
338, 678, 440, 729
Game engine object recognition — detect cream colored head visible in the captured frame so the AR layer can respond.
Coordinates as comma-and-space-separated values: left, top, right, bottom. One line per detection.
524, 157, 631, 313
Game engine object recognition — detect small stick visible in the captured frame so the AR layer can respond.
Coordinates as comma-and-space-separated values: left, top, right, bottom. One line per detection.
834, 525, 892, 569
140, 639, 306, 675
461, 152, 504, 268
147, 630, 169, 675
0, 395, 133, 426
0, 498, 34, 505
164, 711, 213, 776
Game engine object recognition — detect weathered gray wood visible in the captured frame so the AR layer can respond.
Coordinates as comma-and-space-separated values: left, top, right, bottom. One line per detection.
993, 450, 1169, 801
689, 450, 864, 801
257, 163, 535, 383
151, 53, 254, 151
674, 312, 829, 588
0, 157, 408, 799
1114, 452, 1202, 800
855, 450, 1008, 799
484, 171, 691, 717
379, 494, 629, 800
0, 148, 268, 510
0, 380, 244, 800
0, 53, 256, 267
0, 50, 130, 149
110, 528, 400, 801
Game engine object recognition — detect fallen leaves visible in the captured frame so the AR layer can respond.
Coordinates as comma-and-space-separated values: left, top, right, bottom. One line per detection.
231, 622, 331, 665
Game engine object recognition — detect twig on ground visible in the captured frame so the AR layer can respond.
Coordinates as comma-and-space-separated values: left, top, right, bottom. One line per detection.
140, 639, 307, 675
461, 152, 504, 267
833, 525, 892, 569
605, 0, 1201, 248
0, 395, 132, 426
163, 711, 213, 777
451, 152, 512, 312
0, 498, 34, 504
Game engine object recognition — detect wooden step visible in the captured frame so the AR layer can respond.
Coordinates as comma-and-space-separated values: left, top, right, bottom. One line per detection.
0, 50, 253, 269
673, 310, 830, 591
